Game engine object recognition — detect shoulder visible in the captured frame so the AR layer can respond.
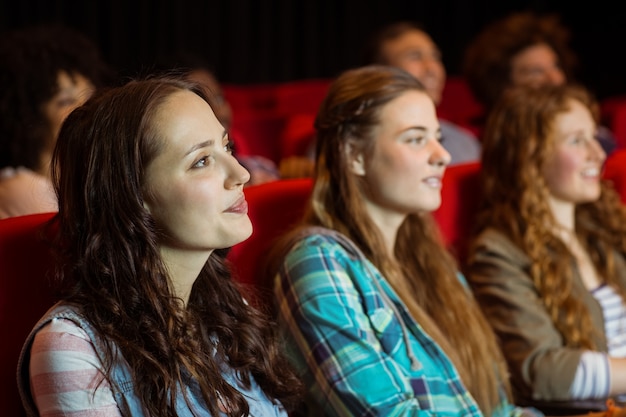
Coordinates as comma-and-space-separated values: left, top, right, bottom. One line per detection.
286, 227, 364, 262
0, 167, 57, 218
279, 228, 376, 291
469, 227, 530, 264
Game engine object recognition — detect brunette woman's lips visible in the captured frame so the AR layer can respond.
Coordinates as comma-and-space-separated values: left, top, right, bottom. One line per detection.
225, 196, 248, 214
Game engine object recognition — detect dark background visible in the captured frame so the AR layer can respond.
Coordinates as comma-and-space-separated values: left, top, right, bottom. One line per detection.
1, 0, 625, 100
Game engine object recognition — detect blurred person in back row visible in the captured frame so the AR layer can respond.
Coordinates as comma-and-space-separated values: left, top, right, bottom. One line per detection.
362, 20, 482, 165
0, 23, 115, 219
463, 11, 618, 154
278, 21, 482, 179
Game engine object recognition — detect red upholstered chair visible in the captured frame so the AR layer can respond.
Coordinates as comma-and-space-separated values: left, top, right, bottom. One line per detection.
433, 161, 483, 262
274, 78, 332, 116
280, 113, 316, 159
603, 148, 626, 203
0, 212, 59, 417
437, 76, 485, 138
227, 178, 313, 303
229, 110, 288, 164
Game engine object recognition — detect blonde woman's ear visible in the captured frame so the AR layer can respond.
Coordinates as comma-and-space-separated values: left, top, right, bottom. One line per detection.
345, 141, 366, 176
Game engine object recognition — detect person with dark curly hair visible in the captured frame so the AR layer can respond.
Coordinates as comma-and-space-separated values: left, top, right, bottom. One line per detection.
0, 23, 114, 219
16, 76, 303, 416
466, 83, 626, 405
462, 11, 617, 154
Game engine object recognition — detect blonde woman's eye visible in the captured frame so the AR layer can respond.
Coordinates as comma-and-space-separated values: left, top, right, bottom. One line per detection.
408, 136, 426, 145
193, 156, 210, 168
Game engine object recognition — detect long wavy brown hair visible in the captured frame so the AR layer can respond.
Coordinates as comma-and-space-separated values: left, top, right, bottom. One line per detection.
476, 83, 626, 349
272, 65, 511, 416
50, 77, 302, 416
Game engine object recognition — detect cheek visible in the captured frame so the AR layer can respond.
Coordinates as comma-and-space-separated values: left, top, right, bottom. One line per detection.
544, 152, 580, 190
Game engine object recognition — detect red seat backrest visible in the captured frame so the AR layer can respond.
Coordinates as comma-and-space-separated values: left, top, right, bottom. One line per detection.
603, 148, 626, 203
0, 212, 59, 417
274, 78, 332, 116
280, 113, 316, 159
433, 162, 482, 262
229, 110, 288, 164
227, 178, 313, 302
437, 76, 485, 137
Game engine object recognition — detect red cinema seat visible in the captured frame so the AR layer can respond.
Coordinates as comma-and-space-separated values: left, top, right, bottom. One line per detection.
274, 78, 332, 116
227, 178, 313, 304
0, 212, 59, 417
433, 161, 482, 262
603, 148, 626, 203
280, 113, 316, 159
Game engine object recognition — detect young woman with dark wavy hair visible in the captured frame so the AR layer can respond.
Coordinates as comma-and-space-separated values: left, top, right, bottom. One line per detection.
17, 76, 302, 416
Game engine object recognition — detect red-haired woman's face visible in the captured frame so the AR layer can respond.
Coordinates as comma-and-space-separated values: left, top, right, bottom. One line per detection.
543, 99, 605, 206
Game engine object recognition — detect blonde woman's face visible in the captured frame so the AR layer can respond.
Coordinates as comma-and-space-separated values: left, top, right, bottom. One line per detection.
351, 90, 450, 228
542, 99, 605, 205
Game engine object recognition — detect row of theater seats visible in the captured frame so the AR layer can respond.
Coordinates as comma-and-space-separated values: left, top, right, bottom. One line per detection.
224, 76, 488, 165
3, 125, 626, 417
225, 76, 626, 166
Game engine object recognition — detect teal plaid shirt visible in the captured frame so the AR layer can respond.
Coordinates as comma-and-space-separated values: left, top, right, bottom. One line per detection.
274, 230, 541, 417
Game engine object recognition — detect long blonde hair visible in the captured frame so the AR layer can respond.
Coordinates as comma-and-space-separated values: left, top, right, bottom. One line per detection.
299, 65, 511, 415
477, 83, 626, 349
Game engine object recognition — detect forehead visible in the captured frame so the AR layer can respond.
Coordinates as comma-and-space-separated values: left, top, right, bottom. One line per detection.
553, 99, 593, 132
152, 89, 221, 150
377, 90, 437, 127
513, 43, 558, 67
383, 29, 437, 53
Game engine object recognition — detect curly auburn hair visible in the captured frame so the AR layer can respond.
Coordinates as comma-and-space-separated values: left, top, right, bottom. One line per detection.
476, 83, 626, 349
51, 76, 302, 416
463, 11, 577, 112
0, 23, 114, 171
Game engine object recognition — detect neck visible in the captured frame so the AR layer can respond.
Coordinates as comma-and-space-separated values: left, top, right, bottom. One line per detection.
547, 195, 576, 231
362, 201, 404, 257
160, 247, 210, 305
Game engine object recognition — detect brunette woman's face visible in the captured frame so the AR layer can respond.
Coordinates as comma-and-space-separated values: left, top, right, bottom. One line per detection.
351, 90, 450, 226
542, 99, 605, 205
143, 90, 251, 256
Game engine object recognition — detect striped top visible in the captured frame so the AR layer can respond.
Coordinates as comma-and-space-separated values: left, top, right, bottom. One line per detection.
24, 308, 288, 416
592, 284, 626, 357
29, 317, 122, 416
569, 284, 626, 398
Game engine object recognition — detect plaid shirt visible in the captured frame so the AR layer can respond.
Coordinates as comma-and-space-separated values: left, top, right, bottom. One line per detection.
275, 230, 539, 417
